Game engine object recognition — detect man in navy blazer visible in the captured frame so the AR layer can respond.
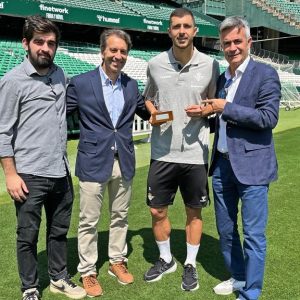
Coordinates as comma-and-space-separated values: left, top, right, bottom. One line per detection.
67, 29, 149, 297
187, 17, 280, 300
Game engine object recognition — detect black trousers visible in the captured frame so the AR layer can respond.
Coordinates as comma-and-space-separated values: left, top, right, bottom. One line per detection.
15, 174, 73, 292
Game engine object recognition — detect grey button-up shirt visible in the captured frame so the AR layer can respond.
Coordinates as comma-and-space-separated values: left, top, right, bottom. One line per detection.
0, 57, 68, 177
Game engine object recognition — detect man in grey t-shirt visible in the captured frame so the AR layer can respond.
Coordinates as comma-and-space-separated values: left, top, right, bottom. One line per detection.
0, 16, 86, 300
143, 8, 219, 291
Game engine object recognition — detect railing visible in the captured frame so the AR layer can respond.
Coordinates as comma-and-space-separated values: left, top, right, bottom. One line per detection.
251, 45, 299, 73
281, 83, 300, 110
67, 114, 151, 138
133, 116, 152, 136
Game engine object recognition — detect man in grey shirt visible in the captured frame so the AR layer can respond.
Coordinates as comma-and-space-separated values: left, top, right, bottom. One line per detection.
0, 15, 86, 300
144, 8, 219, 291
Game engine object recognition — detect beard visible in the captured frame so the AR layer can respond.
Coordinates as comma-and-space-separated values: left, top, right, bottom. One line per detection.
27, 47, 54, 70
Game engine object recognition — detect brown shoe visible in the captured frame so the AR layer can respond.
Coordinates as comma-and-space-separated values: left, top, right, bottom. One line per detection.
108, 261, 134, 285
82, 274, 103, 297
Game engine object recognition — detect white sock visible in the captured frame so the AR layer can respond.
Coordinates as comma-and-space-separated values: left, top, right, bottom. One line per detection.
184, 242, 200, 267
156, 238, 172, 263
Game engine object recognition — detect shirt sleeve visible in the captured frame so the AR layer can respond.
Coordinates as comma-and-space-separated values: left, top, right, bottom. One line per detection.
0, 77, 19, 157
143, 65, 157, 100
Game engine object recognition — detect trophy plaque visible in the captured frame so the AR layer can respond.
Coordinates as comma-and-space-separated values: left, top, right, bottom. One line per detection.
152, 110, 174, 124
150, 91, 173, 125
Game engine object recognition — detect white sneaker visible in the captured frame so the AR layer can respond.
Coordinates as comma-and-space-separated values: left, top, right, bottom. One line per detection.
213, 277, 246, 295
50, 276, 86, 299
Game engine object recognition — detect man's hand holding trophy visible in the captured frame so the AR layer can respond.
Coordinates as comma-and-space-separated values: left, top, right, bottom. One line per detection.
145, 88, 173, 126
151, 91, 174, 125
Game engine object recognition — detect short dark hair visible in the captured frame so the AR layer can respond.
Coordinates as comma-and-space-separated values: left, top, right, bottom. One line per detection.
100, 29, 132, 53
169, 7, 195, 27
23, 15, 61, 45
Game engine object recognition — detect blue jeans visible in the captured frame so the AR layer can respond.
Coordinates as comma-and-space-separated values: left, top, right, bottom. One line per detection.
15, 174, 73, 292
212, 156, 269, 300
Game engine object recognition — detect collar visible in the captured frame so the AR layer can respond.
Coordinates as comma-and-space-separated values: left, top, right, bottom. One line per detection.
225, 56, 251, 81
99, 66, 121, 85
167, 47, 201, 68
23, 56, 57, 77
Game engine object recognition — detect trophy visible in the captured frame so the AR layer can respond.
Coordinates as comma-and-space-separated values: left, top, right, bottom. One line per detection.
150, 91, 174, 125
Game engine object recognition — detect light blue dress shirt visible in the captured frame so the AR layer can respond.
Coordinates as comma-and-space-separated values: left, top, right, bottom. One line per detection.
99, 67, 124, 128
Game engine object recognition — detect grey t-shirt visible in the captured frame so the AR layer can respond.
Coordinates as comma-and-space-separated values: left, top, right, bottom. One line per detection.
144, 48, 219, 164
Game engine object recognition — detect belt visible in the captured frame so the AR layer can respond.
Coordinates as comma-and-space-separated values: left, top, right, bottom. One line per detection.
217, 151, 230, 160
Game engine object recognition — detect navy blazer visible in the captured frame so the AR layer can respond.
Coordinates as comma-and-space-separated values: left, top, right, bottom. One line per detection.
67, 68, 150, 182
209, 59, 281, 185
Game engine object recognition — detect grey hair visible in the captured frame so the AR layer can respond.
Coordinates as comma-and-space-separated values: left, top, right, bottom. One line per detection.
219, 16, 251, 38
100, 29, 132, 53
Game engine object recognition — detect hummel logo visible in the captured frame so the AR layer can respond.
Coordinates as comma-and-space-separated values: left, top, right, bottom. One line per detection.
148, 192, 154, 201
200, 196, 207, 202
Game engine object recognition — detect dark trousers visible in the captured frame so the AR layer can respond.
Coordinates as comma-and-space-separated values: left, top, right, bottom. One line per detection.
15, 174, 74, 292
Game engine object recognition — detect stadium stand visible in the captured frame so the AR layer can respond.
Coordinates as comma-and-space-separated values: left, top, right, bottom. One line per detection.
251, 0, 300, 30
0, 47, 24, 76
2, 38, 298, 112
0, 0, 299, 136
191, 0, 226, 16
185, 0, 300, 35
122, 0, 175, 19
55, 52, 95, 77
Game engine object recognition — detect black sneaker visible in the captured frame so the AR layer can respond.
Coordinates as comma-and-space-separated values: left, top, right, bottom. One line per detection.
181, 264, 199, 291
144, 257, 177, 282
22, 289, 40, 300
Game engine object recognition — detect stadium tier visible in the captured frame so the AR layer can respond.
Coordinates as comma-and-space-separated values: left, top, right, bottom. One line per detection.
55, 52, 96, 77
122, 0, 211, 25
251, 0, 300, 31
0, 0, 299, 139
40, 0, 214, 26
264, 0, 300, 21
1, 38, 299, 111
185, 0, 300, 34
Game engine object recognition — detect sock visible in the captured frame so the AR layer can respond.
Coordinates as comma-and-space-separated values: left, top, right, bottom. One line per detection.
184, 242, 200, 267
156, 238, 172, 263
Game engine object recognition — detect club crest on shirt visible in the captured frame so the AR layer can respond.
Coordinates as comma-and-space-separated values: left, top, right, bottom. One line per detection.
194, 73, 203, 82
200, 196, 208, 203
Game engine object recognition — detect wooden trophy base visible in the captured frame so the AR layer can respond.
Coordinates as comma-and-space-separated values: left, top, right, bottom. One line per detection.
152, 111, 174, 125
